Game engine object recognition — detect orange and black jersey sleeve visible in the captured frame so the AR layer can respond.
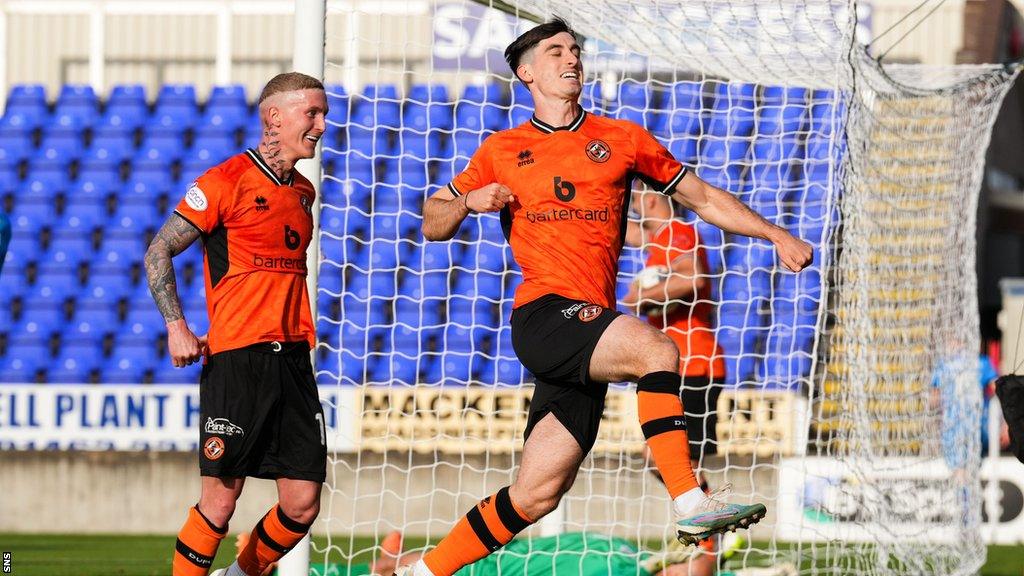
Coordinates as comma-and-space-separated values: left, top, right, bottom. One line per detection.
448, 136, 498, 198
621, 121, 688, 195
174, 171, 235, 233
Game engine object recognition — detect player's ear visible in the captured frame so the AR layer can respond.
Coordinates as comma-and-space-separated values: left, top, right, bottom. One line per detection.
518, 63, 534, 84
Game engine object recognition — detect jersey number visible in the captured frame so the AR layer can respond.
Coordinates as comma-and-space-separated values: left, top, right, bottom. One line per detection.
284, 225, 301, 250
553, 176, 576, 202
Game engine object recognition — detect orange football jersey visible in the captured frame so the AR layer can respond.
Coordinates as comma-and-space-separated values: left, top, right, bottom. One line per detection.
174, 149, 316, 354
449, 109, 687, 309
643, 220, 725, 378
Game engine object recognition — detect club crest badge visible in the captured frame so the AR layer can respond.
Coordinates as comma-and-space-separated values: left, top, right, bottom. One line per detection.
585, 140, 611, 163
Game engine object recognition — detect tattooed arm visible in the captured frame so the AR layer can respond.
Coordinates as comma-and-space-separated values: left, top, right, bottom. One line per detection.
145, 213, 206, 367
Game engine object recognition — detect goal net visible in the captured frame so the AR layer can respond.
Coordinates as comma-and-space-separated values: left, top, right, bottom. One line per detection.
311, 1, 1018, 574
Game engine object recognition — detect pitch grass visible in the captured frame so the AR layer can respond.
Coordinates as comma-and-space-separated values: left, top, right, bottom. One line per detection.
1, 534, 1021, 576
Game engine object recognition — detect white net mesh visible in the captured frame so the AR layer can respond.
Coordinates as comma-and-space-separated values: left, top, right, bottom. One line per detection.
311, 1, 1018, 574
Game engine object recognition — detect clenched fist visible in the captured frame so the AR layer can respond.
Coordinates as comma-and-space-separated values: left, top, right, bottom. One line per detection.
772, 230, 813, 272
465, 183, 516, 213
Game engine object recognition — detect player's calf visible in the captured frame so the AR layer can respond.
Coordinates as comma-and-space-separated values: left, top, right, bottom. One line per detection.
412, 487, 534, 576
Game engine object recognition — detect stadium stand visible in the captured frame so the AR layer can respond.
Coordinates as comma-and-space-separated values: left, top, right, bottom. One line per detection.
0, 81, 829, 386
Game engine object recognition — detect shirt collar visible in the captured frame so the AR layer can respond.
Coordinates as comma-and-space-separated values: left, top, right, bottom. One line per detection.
530, 107, 586, 134
246, 148, 294, 186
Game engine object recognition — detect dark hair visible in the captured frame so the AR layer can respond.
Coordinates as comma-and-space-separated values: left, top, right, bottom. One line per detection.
503, 17, 578, 81
258, 71, 324, 105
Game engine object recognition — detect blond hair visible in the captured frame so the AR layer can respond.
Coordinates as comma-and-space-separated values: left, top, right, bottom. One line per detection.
257, 72, 324, 105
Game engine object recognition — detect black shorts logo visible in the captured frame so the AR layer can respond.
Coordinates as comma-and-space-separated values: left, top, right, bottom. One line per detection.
578, 305, 603, 323
203, 437, 226, 460
586, 140, 611, 163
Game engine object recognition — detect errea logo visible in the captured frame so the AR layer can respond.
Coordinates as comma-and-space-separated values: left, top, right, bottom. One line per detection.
517, 149, 535, 167
254, 196, 269, 212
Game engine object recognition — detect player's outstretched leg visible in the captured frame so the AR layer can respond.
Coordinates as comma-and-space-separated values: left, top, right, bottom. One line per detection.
589, 314, 767, 545
402, 414, 581, 576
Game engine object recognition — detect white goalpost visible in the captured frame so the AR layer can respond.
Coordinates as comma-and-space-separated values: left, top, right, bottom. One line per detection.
294, 1, 1019, 575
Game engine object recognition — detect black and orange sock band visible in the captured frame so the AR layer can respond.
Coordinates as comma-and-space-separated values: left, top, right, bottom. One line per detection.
636, 370, 699, 499
173, 505, 227, 576
423, 486, 533, 576
238, 504, 312, 576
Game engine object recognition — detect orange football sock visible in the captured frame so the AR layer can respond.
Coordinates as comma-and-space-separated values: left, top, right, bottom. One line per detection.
637, 370, 699, 499
422, 487, 533, 576
236, 504, 310, 576
173, 505, 227, 576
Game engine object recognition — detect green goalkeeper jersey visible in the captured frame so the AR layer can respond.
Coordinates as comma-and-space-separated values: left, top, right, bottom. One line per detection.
319, 532, 654, 576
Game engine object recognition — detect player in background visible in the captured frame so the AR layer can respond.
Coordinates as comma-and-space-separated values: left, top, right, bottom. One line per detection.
144, 72, 328, 576
410, 17, 811, 576
622, 188, 726, 471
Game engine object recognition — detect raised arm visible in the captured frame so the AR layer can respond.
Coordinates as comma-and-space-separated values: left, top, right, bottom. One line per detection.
144, 213, 206, 366
421, 183, 516, 241
669, 173, 812, 272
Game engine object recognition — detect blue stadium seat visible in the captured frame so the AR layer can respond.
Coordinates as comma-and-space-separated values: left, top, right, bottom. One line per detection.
28, 267, 79, 302
5, 84, 48, 129
189, 134, 236, 163
48, 110, 92, 145
2, 342, 50, 374
47, 236, 94, 269
102, 340, 157, 383
17, 302, 66, 339
757, 87, 807, 136
81, 270, 131, 303
441, 352, 472, 383
207, 84, 247, 107
96, 236, 148, 269
23, 161, 71, 197
123, 170, 171, 203
155, 84, 198, 108
91, 124, 136, 153
495, 357, 524, 385
55, 85, 100, 128
52, 207, 104, 238
152, 362, 202, 384
123, 301, 165, 340
0, 128, 33, 166
346, 123, 393, 157
454, 100, 507, 133
474, 244, 506, 273
184, 300, 209, 336
3, 234, 41, 270
9, 204, 55, 236
108, 84, 147, 107
509, 82, 533, 125
324, 83, 350, 126
406, 84, 453, 131
58, 84, 98, 106
108, 204, 157, 238
400, 270, 449, 300
462, 83, 505, 104
68, 302, 120, 340
0, 263, 28, 301
398, 129, 447, 162
341, 294, 386, 326
138, 128, 185, 160
199, 108, 247, 134
351, 84, 401, 129
98, 108, 145, 132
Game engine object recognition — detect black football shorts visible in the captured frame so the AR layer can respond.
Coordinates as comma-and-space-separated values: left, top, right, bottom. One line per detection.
511, 293, 622, 454
199, 341, 326, 483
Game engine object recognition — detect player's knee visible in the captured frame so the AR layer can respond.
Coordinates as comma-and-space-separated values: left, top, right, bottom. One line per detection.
636, 330, 679, 375
514, 480, 567, 520
198, 495, 237, 527
279, 496, 320, 526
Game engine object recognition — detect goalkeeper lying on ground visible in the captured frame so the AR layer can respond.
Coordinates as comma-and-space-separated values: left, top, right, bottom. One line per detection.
355, 530, 719, 576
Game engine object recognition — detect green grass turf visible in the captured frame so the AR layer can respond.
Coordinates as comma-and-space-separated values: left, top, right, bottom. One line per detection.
0, 534, 1021, 576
